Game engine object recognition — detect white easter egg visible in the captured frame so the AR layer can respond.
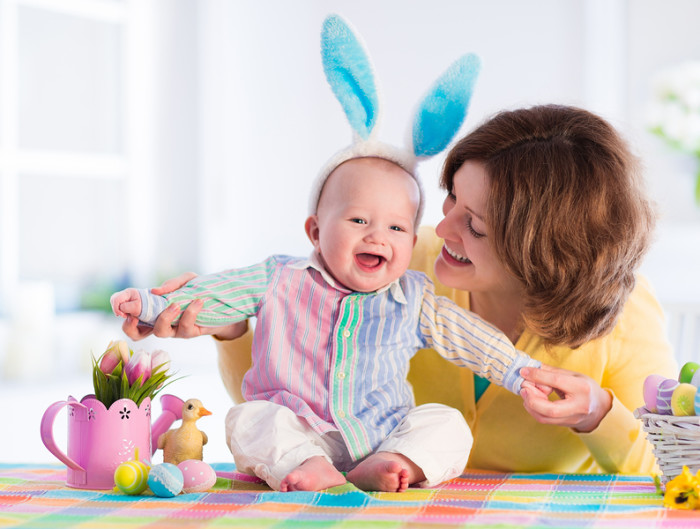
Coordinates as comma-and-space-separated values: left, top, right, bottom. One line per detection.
691, 369, 700, 388
177, 460, 217, 493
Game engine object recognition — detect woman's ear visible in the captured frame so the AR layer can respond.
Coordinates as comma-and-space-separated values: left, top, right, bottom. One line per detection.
305, 215, 321, 248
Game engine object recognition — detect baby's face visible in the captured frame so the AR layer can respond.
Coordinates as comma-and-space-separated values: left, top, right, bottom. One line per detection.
306, 158, 420, 293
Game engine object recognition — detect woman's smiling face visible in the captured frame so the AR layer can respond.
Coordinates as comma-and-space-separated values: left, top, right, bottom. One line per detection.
434, 160, 520, 297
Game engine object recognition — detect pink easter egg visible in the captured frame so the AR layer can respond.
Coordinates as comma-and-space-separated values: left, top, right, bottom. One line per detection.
177, 460, 217, 493
643, 374, 666, 412
656, 378, 680, 415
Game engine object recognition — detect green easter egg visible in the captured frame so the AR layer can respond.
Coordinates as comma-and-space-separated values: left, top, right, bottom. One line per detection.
679, 362, 700, 384
671, 383, 698, 416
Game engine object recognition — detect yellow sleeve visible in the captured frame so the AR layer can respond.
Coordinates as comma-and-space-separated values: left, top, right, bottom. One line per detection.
575, 276, 678, 474
214, 326, 254, 404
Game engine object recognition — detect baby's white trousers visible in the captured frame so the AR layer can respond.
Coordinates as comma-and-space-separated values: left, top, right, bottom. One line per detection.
225, 400, 472, 491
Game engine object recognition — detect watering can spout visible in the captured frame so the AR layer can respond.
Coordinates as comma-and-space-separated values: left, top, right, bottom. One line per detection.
151, 394, 185, 455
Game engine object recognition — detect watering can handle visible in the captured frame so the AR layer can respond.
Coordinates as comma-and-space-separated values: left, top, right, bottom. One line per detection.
151, 394, 185, 455
39, 400, 85, 472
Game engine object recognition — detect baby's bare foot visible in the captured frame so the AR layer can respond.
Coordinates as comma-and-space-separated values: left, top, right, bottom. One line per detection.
346, 456, 412, 492
279, 456, 346, 492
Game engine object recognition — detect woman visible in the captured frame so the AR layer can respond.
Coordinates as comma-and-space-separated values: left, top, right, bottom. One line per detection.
124, 105, 676, 474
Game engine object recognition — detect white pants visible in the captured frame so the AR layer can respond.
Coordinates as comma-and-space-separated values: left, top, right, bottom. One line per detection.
225, 400, 472, 491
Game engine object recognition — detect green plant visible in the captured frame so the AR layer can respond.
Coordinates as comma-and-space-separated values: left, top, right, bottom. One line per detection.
92, 341, 178, 408
648, 61, 700, 204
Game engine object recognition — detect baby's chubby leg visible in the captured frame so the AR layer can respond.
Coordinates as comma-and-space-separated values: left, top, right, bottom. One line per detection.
226, 401, 345, 491
352, 403, 471, 491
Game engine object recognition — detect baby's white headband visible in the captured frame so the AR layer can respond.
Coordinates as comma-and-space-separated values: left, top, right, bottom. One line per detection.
309, 14, 482, 226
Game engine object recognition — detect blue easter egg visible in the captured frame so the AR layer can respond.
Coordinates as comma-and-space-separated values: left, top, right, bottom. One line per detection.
148, 463, 184, 497
694, 389, 700, 416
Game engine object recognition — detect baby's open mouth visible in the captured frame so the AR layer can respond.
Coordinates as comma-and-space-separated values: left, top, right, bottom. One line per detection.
356, 253, 385, 269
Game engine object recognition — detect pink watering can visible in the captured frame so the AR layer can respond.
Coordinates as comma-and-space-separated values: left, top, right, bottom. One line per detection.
40, 393, 184, 489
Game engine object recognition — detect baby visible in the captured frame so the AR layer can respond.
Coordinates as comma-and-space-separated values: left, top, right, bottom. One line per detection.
112, 156, 542, 492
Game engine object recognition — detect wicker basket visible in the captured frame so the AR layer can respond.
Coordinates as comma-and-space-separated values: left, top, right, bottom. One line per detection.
635, 407, 700, 484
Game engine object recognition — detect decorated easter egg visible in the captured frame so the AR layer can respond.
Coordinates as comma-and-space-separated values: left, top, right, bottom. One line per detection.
643, 374, 667, 412
691, 370, 700, 388
694, 389, 700, 416
657, 378, 680, 415
148, 463, 184, 497
679, 362, 700, 384
178, 460, 217, 493
114, 459, 150, 495
671, 383, 698, 416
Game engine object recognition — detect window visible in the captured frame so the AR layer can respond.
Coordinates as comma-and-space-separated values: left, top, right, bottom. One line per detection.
0, 0, 154, 316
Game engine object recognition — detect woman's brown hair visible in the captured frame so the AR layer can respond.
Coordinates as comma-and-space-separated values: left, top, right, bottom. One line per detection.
442, 105, 656, 347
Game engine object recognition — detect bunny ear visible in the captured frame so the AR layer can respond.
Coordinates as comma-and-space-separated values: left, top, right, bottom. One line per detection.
321, 14, 379, 140
412, 53, 482, 157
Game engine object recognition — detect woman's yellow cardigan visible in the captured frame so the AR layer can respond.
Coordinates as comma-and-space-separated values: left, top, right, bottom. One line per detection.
215, 227, 677, 474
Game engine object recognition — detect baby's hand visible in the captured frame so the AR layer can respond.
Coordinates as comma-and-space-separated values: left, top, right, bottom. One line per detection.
110, 288, 142, 319
520, 380, 552, 401
520, 381, 553, 420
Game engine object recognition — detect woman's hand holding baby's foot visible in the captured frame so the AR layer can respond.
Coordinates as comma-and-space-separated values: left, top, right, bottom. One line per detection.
346, 452, 423, 492
279, 456, 346, 492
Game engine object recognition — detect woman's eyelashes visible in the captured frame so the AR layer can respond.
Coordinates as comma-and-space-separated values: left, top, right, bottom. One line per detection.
466, 216, 485, 239
449, 191, 485, 239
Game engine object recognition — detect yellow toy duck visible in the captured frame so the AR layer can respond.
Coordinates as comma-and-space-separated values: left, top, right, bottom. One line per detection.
158, 398, 212, 465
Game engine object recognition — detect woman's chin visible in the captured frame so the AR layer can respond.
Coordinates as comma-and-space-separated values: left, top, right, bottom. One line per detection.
434, 254, 472, 288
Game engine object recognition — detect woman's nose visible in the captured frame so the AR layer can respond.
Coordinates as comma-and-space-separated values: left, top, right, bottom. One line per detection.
436, 197, 455, 239
435, 209, 455, 239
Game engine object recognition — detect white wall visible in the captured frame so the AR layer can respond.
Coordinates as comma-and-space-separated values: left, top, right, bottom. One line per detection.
627, 0, 700, 222
625, 0, 700, 324
197, 0, 590, 272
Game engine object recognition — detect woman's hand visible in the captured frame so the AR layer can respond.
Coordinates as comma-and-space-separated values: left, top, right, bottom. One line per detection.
120, 272, 248, 341
519, 365, 613, 433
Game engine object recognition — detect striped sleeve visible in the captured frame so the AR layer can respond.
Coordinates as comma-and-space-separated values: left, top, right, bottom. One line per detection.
139, 257, 277, 328
418, 280, 540, 394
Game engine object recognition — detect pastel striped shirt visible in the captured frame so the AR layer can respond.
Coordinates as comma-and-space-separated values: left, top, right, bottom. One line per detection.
138, 255, 540, 460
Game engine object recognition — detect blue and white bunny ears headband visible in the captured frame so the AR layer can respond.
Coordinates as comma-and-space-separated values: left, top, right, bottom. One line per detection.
309, 14, 482, 224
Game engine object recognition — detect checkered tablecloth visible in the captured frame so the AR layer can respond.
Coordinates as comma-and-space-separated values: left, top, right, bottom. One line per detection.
2, 463, 698, 528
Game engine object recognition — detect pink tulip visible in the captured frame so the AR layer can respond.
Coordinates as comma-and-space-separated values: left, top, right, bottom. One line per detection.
150, 349, 171, 374
99, 340, 131, 374
125, 349, 152, 385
